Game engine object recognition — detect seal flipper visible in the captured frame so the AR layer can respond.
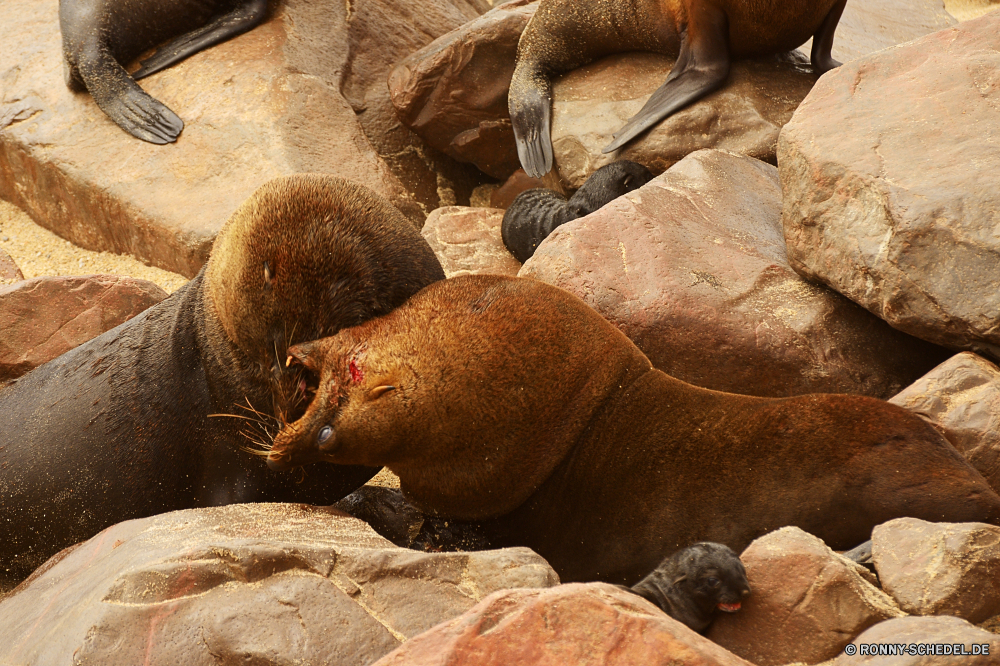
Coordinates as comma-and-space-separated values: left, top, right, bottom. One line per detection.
132, 0, 269, 80
810, 0, 846, 74
602, 6, 730, 154
78, 47, 183, 143
510, 67, 554, 179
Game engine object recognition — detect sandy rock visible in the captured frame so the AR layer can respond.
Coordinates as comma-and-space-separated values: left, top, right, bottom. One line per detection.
0, 274, 166, 383
421, 206, 522, 278
708, 527, 903, 666
780, 12, 1000, 357
372, 582, 754, 666
550, 52, 817, 188
889, 352, 1000, 493
519, 150, 948, 398
0, 503, 558, 666
0, 246, 21, 282
832, 616, 999, 665
872, 518, 1000, 623
0, 0, 478, 278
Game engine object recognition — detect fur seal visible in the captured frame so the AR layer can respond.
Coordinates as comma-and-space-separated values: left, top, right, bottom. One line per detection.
509, 0, 848, 176
501, 160, 653, 262
60, 0, 269, 143
0, 175, 444, 582
626, 542, 750, 632
265, 274, 1000, 585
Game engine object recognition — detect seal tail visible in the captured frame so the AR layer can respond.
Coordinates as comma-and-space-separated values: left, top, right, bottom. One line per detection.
602, 7, 730, 154
77, 46, 184, 144
510, 64, 554, 179
132, 0, 269, 80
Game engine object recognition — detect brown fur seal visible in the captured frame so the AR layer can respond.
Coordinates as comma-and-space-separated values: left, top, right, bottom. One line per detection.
60, 0, 269, 143
0, 175, 444, 582
509, 0, 847, 176
626, 542, 750, 632
265, 275, 1000, 585
501, 160, 653, 262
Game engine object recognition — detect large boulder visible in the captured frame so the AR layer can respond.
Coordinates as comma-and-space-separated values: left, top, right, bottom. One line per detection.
372, 583, 754, 666
889, 352, 1000, 493
0, 0, 483, 277
871, 518, 1000, 623
780, 12, 1000, 357
708, 527, 903, 666
421, 206, 522, 278
0, 503, 558, 665
0, 274, 167, 383
519, 150, 949, 398
831, 616, 999, 665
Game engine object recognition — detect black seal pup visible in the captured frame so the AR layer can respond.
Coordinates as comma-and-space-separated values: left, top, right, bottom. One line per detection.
0, 174, 444, 582
626, 542, 750, 632
501, 160, 654, 262
509, 0, 847, 176
60, 0, 269, 143
265, 275, 1000, 584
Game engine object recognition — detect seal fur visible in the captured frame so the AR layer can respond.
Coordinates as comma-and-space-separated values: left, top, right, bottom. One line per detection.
0, 174, 444, 582
501, 160, 653, 262
60, 0, 270, 143
509, 0, 848, 176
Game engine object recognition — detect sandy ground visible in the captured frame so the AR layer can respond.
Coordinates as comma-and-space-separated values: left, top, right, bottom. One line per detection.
944, 0, 999, 21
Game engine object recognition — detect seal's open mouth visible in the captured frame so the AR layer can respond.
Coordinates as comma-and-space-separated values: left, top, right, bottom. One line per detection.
717, 602, 741, 612
281, 354, 320, 425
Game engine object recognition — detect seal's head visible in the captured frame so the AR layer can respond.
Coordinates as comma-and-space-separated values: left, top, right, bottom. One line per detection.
204, 174, 444, 424
631, 542, 751, 631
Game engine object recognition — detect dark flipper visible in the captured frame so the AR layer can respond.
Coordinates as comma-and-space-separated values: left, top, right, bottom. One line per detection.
810, 0, 847, 73
602, 5, 730, 154
510, 69, 554, 179
79, 47, 183, 143
132, 0, 268, 80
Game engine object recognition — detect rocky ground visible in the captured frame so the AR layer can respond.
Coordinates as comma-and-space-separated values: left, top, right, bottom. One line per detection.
2, 0, 1000, 663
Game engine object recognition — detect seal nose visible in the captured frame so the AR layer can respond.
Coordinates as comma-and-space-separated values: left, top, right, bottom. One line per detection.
266, 453, 293, 471
741, 588, 751, 598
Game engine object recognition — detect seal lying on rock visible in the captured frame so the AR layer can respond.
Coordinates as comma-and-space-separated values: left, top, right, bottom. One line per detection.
625, 542, 750, 632
0, 174, 444, 582
266, 275, 1000, 584
509, 0, 847, 176
501, 160, 653, 262
60, 0, 270, 143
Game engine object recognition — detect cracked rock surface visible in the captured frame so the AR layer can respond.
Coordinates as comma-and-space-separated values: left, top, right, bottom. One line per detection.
421, 206, 521, 278
0, 503, 558, 666
519, 150, 949, 398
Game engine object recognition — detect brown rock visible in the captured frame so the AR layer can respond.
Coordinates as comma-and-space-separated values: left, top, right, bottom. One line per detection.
0, 246, 22, 282
0, 0, 480, 277
0, 274, 167, 382
871, 517, 1000, 623
780, 12, 1000, 356
421, 206, 522, 278
0, 503, 558, 666
372, 583, 754, 666
519, 149, 949, 398
889, 352, 1000, 493
832, 616, 999, 664
708, 527, 903, 666
389, 0, 537, 179
550, 52, 818, 188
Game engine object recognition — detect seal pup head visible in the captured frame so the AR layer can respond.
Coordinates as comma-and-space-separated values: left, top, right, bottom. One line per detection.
268, 274, 653, 519
629, 542, 750, 632
204, 174, 444, 427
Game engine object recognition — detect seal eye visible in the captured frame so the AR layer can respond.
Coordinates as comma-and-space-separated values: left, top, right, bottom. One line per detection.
317, 426, 333, 444
706, 577, 720, 587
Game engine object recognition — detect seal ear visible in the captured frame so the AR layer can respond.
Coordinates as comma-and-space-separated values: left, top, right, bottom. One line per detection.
672, 574, 687, 585
369, 385, 396, 400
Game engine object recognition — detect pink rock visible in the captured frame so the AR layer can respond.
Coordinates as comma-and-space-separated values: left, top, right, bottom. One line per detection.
780, 12, 1000, 355
421, 207, 522, 278
872, 518, 1000, 623
372, 583, 754, 666
519, 149, 949, 398
889, 352, 1000, 493
0, 274, 167, 382
708, 527, 902, 666
0, 247, 21, 282
0, 503, 557, 666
